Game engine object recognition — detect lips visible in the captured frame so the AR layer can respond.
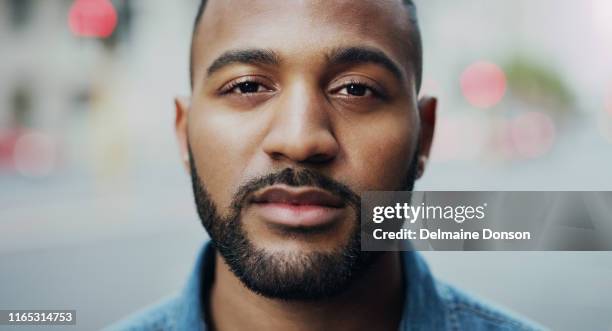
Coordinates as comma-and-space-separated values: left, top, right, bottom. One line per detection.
249, 185, 347, 228
251, 186, 345, 207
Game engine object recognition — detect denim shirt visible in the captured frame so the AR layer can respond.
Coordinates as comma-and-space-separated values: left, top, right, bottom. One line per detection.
106, 241, 545, 331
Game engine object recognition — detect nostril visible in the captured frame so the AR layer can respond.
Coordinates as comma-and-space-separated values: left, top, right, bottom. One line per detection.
269, 152, 285, 161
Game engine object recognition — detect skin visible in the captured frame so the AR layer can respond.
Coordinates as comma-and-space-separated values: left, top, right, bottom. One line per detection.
174, 0, 437, 330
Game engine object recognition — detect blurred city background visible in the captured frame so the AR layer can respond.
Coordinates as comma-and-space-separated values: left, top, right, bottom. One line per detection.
0, 0, 611, 330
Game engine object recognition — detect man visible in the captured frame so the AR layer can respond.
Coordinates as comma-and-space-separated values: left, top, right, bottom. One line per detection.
109, 0, 543, 330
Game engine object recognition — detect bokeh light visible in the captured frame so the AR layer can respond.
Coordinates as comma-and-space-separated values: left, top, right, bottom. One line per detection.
0, 130, 20, 170
510, 112, 556, 159
461, 61, 507, 109
14, 132, 58, 178
68, 0, 117, 38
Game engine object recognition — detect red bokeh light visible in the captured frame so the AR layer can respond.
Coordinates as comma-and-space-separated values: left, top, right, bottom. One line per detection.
0, 130, 21, 170
14, 132, 58, 177
69, 0, 118, 38
460, 61, 507, 109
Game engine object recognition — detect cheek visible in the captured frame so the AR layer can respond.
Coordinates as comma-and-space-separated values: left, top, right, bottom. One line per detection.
340, 114, 417, 191
188, 109, 261, 212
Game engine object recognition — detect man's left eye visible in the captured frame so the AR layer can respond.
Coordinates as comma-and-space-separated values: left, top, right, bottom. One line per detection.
337, 83, 375, 97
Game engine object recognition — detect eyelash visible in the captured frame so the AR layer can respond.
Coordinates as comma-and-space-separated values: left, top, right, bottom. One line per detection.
219, 77, 273, 95
333, 79, 384, 98
219, 78, 385, 99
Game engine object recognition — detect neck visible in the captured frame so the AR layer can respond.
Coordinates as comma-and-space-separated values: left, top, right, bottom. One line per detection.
208, 251, 405, 331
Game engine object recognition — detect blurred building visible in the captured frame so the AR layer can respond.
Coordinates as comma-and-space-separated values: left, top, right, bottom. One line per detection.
0, 0, 197, 180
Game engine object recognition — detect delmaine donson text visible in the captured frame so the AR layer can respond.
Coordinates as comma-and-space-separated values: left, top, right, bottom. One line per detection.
371, 203, 532, 241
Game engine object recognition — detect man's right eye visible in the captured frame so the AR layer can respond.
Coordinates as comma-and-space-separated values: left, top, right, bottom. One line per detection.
234, 82, 263, 94
221, 79, 273, 95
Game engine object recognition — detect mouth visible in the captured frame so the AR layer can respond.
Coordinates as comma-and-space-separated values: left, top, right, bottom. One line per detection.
249, 185, 347, 228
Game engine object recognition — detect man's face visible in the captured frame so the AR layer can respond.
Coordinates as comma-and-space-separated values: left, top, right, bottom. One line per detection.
176, 0, 435, 299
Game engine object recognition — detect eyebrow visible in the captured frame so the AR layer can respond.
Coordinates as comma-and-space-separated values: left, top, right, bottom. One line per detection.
206, 49, 280, 77
204, 46, 404, 83
327, 46, 405, 82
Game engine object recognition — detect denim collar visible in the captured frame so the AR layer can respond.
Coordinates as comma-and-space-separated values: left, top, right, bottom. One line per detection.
175, 241, 448, 331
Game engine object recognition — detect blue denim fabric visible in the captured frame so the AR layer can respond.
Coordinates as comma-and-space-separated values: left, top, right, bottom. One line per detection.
106, 242, 546, 331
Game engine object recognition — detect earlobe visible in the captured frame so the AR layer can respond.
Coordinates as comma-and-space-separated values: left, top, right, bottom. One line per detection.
174, 96, 192, 173
416, 96, 437, 179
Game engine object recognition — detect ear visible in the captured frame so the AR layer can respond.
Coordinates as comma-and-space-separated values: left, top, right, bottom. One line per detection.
416, 96, 437, 179
175, 96, 191, 174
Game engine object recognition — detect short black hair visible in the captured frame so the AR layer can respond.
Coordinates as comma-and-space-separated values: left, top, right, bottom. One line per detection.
190, 0, 422, 92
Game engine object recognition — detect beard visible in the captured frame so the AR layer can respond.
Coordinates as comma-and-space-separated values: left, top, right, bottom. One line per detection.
188, 146, 418, 300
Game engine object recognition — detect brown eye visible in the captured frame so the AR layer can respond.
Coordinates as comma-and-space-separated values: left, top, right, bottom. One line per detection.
220, 77, 274, 96
345, 84, 368, 96
336, 83, 377, 97
235, 82, 263, 94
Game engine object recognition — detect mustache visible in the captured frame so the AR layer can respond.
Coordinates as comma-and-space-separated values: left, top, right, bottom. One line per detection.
230, 168, 361, 212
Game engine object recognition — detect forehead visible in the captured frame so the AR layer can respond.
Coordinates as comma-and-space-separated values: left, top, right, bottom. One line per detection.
193, 0, 415, 76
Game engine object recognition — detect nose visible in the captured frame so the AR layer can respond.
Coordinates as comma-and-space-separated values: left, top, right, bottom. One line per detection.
262, 82, 339, 165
